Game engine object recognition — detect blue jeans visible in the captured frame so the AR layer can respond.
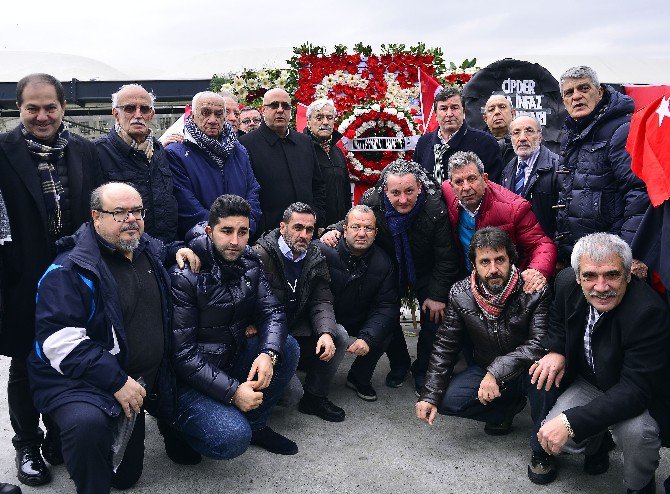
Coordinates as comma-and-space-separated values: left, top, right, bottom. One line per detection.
438, 365, 560, 453
174, 335, 299, 460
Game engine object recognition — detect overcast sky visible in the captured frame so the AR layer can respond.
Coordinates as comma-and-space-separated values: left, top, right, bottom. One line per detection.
1, 0, 669, 80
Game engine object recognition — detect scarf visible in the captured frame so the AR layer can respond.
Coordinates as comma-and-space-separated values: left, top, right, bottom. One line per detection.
306, 128, 331, 155
21, 123, 69, 237
184, 116, 237, 170
383, 189, 426, 290
470, 264, 521, 320
0, 190, 11, 244
115, 123, 154, 161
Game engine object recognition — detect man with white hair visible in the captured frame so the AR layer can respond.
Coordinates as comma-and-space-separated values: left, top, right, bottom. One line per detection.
529, 233, 668, 493
239, 88, 326, 237
482, 93, 516, 166
96, 84, 179, 243
165, 91, 261, 238
500, 115, 561, 238
219, 90, 241, 132
304, 98, 350, 226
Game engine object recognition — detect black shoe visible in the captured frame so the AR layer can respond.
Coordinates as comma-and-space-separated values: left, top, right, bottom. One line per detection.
298, 392, 345, 422
157, 420, 202, 465
41, 433, 63, 466
15, 446, 51, 487
627, 475, 656, 494
385, 369, 408, 388
250, 426, 298, 455
584, 431, 615, 475
484, 396, 527, 436
346, 375, 377, 401
527, 451, 557, 485
0, 482, 21, 494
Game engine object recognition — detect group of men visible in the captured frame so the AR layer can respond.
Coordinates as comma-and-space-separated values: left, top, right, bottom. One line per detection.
0, 64, 666, 494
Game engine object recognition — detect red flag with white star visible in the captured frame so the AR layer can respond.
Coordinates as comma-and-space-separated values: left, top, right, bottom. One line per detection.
627, 93, 670, 207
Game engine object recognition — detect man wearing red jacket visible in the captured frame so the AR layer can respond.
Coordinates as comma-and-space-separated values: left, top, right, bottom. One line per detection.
441, 151, 556, 290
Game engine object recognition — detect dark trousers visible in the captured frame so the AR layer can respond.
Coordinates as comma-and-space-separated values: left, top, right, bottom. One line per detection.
8, 356, 56, 449
50, 402, 145, 494
386, 292, 439, 378
438, 365, 560, 453
295, 327, 348, 397
347, 334, 392, 385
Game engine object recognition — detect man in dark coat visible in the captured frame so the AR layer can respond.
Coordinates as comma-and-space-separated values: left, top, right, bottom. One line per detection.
321, 159, 461, 394
28, 182, 198, 493
254, 202, 349, 422
500, 116, 562, 239
530, 233, 668, 493
318, 205, 397, 401
165, 91, 261, 238
555, 66, 649, 276
416, 227, 556, 466
482, 94, 517, 167
304, 98, 351, 227
413, 87, 503, 184
239, 88, 327, 236
96, 84, 178, 243
0, 73, 103, 486
166, 194, 300, 464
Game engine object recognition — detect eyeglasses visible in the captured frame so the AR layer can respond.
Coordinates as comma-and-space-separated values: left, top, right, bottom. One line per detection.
264, 101, 292, 111
241, 117, 262, 125
116, 105, 153, 115
346, 225, 376, 233
510, 128, 539, 137
313, 114, 335, 122
97, 208, 147, 222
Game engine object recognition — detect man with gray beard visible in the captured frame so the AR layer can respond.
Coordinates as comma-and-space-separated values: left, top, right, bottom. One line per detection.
27, 182, 198, 493
500, 116, 562, 239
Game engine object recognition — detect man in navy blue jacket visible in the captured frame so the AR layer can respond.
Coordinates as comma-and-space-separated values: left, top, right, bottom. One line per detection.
28, 182, 198, 494
165, 91, 261, 238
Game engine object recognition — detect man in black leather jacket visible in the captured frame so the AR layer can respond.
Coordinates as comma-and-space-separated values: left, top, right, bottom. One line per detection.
416, 227, 557, 470
165, 195, 300, 464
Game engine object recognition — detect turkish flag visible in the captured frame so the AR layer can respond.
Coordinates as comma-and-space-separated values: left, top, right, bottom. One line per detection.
296, 103, 308, 132
418, 68, 443, 134
627, 93, 670, 207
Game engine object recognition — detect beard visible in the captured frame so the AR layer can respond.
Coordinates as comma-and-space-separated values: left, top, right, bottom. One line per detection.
117, 221, 141, 253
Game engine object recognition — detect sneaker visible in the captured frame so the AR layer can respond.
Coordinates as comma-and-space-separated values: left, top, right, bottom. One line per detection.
385, 369, 408, 388
584, 431, 615, 475
345, 376, 377, 401
157, 420, 202, 465
527, 451, 557, 485
484, 396, 527, 436
299, 392, 345, 422
250, 426, 298, 455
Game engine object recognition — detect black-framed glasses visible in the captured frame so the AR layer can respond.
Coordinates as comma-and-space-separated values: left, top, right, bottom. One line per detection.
97, 208, 147, 222
264, 101, 292, 111
241, 117, 262, 125
116, 104, 153, 115
346, 225, 377, 234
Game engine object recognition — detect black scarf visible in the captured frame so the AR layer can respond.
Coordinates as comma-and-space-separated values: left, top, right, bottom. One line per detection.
184, 116, 237, 170
21, 123, 69, 237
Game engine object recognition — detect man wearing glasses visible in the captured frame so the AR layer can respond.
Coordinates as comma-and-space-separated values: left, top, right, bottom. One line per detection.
238, 107, 262, 135
96, 84, 179, 243
27, 182, 199, 493
165, 91, 261, 238
0, 73, 103, 487
318, 205, 397, 402
500, 116, 561, 239
239, 88, 326, 238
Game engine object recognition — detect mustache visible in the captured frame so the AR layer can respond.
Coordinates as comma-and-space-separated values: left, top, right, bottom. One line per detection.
589, 289, 617, 299
120, 222, 140, 232
130, 118, 146, 125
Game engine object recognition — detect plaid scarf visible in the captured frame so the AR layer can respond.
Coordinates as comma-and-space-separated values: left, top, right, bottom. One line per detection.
115, 123, 154, 161
0, 190, 11, 244
21, 123, 69, 237
470, 265, 521, 320
306, 128, 331, 155
184, 116, 237, 170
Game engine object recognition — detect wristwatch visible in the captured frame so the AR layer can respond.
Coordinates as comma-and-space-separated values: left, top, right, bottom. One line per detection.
263, 350, 279, 366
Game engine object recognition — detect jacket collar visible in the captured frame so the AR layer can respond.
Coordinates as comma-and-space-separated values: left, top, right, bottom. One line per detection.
258, 122, 296, 146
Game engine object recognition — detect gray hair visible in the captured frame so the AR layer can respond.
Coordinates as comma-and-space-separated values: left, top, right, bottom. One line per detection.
111, 84, 155, 108
510, 115, 542, 132
447, 151, 485, 180
306, 99, 336, 119
570, 233, 633, 277
192, 91, 223, 110
344, 204, 375, 224
90, 182, 141, 211
282, 202, 316, 223
560, 66, 600, 89
218, 90, 238, 103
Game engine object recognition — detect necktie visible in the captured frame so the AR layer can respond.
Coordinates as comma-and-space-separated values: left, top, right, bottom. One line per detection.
514, 160, 527, 195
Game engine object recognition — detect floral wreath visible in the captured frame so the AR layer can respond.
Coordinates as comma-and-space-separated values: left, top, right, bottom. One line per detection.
338, 104, 419, 185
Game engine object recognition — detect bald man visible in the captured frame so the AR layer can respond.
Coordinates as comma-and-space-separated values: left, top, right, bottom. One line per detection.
239, 88, 326, 237
483, 94, 517, 167
27, 182, 198, 493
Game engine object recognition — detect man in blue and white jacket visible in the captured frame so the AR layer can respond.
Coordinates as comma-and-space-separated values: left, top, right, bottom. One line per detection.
27, 182, 198, 494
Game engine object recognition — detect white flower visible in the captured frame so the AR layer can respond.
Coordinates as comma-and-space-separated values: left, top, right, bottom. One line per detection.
371, 103, 381, 112
398, 112, 405, 119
